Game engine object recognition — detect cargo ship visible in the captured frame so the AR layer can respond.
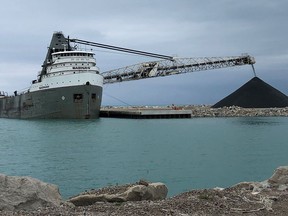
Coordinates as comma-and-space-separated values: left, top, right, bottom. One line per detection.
0, 32, 103, 119
0, 32, 257, 119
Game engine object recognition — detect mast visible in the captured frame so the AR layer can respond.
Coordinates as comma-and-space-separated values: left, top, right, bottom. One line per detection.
39, 32, 71, 80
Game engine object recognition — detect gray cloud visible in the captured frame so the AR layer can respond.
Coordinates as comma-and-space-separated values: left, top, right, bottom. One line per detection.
0, 0, 287, 105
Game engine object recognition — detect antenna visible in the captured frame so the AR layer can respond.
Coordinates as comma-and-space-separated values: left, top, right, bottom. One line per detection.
62, 44, 67, 51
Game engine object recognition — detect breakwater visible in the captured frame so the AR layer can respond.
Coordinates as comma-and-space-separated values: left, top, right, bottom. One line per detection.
187, 105, 288, 117
101, 105, 288, 118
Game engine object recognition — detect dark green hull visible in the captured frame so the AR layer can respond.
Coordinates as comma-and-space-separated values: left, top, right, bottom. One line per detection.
0, 85, 102, 119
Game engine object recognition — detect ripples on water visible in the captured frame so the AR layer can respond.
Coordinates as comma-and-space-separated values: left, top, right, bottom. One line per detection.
0, 117, 287, 198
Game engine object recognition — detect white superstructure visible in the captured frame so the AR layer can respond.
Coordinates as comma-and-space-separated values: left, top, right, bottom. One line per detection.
29, 50, 103, 92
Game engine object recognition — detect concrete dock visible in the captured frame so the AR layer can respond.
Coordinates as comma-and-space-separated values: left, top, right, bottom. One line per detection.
100, 107, 192, 119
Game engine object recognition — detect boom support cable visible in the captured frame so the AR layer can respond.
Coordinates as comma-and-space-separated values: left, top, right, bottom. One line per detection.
70, 38, 174, 61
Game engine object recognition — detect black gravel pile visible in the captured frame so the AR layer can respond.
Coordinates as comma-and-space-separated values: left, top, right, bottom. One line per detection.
212, 77, 288, 108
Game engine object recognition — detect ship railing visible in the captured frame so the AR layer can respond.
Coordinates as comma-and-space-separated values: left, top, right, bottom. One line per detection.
16, 87, 30, 96
0, 91, 8, 97
45, 70, 100, 77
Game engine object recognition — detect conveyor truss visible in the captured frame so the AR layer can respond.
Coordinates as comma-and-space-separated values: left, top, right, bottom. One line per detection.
101, 55, 255, 84
70, 38, 256, 84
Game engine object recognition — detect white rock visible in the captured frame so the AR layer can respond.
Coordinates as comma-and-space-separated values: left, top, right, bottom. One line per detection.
69, 182, 168, 206
268, 166, 288, 185
0, 174, 62, 211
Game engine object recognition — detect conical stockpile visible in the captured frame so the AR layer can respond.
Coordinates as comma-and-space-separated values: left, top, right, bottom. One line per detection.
212, 77, 288, 108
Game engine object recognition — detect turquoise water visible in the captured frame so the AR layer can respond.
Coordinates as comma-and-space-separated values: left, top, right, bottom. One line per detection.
0, 117, 288, 199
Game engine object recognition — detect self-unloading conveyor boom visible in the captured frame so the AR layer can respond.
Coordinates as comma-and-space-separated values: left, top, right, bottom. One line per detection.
101, 55, 255, 84
69, 38, 255, 84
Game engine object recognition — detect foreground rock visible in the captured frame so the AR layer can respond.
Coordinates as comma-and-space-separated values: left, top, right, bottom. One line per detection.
68, 181, 168, 206
1, 167, 288, 215
268, 166, 288, 186
0, 174, 62, 211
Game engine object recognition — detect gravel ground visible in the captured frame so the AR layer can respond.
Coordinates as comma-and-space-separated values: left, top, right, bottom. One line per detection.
1, 182, 288, 216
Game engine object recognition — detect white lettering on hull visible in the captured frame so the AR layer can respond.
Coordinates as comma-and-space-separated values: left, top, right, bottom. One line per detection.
30, 72, 103, 92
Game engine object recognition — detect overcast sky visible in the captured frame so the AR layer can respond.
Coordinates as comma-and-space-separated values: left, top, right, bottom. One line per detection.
0, 0, 287, 106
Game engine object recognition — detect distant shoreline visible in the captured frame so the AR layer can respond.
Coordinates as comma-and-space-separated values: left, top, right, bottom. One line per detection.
101, 105, 288, 117
186, 105, 288, 117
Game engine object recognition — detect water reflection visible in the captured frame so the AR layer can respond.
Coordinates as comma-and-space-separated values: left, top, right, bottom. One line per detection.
233, 117, 281, 126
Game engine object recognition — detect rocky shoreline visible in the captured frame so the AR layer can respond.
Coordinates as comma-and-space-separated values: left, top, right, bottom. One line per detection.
103, 105, 288, 117
186, 105, 288, 117
1, 166, 288, 215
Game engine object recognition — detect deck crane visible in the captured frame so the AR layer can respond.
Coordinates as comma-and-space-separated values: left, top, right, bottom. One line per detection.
69, 38, 256, 84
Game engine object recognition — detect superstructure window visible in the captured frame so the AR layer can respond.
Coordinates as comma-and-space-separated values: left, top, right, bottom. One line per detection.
74, 94, 83, 103
91, 93, 96, 100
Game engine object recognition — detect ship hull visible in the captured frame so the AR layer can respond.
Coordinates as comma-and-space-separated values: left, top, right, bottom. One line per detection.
0, 84, 102, 119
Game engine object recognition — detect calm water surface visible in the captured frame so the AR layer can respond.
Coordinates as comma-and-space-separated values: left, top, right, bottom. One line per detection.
0, 117, 287, 198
